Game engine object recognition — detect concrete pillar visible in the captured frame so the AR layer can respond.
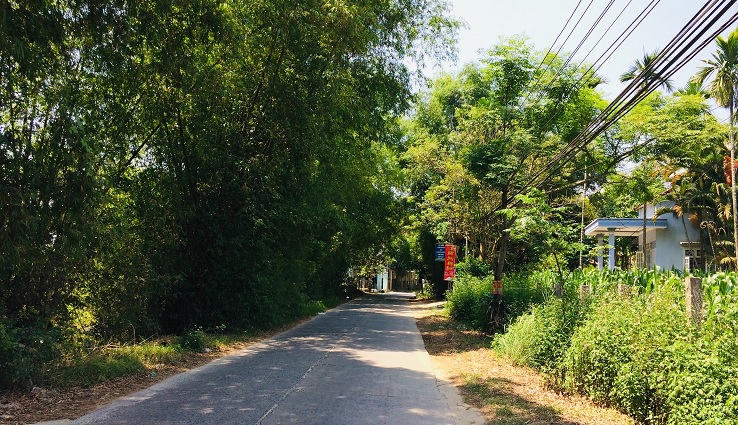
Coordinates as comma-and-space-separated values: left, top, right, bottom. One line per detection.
597, 234, 604, 271
553, 283, 563, 298
579, 284, 590, 301
618, 284, 632, 298
685, 277, 703, 327
608, 228, 616, 270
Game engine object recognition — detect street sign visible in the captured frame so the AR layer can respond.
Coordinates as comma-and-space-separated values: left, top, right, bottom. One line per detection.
435, 244, 446, 262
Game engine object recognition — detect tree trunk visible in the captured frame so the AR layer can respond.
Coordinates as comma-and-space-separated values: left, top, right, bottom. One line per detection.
729, 99, 738, 270
494, 188, 509, 281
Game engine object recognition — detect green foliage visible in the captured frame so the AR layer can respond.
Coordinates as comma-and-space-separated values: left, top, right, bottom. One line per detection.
53, 354, 145, 388
454, 258, 491, 277
179, 327, 207, 352
403, 36, 606, 272
490, 311, 536, 366
299, 298, 342, 317
415, 280, 437, 300
117, 343, 185, 366
0, 0, 461, 387
0, 320, 60, 389
445, 275, 491, 330
493, 270, 738, 424
446, 269, 549, 332
498, 271, 548, 323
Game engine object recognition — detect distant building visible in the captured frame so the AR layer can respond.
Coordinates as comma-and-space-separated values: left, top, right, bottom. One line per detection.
585, 201, 702, 272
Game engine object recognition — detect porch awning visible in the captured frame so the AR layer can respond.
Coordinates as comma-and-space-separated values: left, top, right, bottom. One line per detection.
584, 218, 668, 237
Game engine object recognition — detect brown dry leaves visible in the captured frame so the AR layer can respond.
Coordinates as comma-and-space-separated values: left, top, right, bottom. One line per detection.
412, 301, 635, 425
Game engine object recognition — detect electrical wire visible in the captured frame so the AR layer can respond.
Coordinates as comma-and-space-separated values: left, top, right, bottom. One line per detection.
481, 0, 738, 218
522, 2, 738, 203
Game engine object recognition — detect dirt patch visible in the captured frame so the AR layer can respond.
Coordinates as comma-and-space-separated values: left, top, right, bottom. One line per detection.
413, 302, 635, 425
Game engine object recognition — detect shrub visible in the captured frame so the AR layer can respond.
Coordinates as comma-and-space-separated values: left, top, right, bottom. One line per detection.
455, 258, 491, 278
179, 327, 207, 351
494, 290, 589, 385
500, 271, 547, 320
0, 321, 60, 389
526, 294, 587, 381
445, 275, 490, 330
494, 270, 738, 423
491, 311, 536, 366
563, 297, 643, 407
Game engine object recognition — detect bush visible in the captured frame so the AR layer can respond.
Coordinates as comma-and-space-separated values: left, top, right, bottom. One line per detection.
500, 271, 547, 320
494, 269, 738, 423
445, 275, 491, 330
179, 327, 207, 351
0, 321, 60, 389
563, 297, 643, 407
455, 258, 491, 278
491, 311, 536, 366
494, 290, 589, 384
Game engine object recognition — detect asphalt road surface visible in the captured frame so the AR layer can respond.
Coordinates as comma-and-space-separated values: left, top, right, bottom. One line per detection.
67, 293, 483, 425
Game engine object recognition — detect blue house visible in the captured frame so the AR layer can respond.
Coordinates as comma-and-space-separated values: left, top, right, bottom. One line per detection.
585, 201, 702, 272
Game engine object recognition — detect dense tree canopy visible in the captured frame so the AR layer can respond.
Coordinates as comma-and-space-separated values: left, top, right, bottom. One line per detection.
0, 0, 460, 387
401, 37, 607, 280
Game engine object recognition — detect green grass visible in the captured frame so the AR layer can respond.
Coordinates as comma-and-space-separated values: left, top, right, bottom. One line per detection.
491, 311, 537, 366
45, 296, 346, 389
299, 298, 342, 317
52, 354, 145, 388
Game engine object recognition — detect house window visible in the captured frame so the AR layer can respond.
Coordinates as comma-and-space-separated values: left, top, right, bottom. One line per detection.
684, 249, 703, 272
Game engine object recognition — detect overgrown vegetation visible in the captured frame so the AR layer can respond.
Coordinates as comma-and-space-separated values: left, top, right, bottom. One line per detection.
490, 269, 738, 424
0, 0, 459, 389
1, 298, 341, 390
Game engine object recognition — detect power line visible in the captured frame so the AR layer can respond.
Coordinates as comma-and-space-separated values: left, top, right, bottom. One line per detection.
521, 0, 738, 202
482, 0, 738, 218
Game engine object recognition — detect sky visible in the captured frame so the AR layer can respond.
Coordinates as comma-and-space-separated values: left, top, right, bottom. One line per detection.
435, 0, 738, 104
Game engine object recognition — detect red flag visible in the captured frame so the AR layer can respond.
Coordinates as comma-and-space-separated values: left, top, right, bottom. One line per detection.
443, 245, 456, 280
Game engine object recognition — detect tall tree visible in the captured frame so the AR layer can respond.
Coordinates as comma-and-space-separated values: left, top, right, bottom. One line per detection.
404, 37, 606, 281
619, 49, 674, 265
693, 27, 738, 269
619, 49, 675, 92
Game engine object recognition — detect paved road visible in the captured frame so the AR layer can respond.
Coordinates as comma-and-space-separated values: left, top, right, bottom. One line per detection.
67, 293, 483, 425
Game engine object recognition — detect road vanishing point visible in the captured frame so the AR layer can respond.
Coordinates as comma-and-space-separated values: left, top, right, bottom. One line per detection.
51, 293, 483, 425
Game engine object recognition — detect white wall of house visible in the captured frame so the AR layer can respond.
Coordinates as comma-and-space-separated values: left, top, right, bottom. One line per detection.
640, 202, 702, 271
375, 269, 390, 291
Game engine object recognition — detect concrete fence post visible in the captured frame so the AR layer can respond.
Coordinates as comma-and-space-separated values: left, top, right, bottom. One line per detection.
618, 284, 632, 298
685, 276, 703, 327
579, 284, 590, 301
553, 283, 563, 298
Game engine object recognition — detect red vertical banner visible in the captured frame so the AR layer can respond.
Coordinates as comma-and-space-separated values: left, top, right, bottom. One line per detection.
443, 244, 456, 280
492, 280, 503, 296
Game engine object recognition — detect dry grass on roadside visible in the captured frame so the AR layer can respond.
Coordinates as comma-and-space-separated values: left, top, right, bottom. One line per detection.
0, 322, 308, 425
413, 302, 635, 425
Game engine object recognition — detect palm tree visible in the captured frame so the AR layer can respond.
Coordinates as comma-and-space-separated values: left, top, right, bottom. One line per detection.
675, 80, 709, 98
619, 49, 675, 92
693, 28, 738, 270
620, 49, 674, 268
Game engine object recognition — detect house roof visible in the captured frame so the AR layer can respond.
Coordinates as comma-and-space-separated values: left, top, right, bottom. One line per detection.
584, 217, 668, 237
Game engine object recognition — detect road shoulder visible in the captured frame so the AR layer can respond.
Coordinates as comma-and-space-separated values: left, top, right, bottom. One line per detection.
412, 301, 635, 425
